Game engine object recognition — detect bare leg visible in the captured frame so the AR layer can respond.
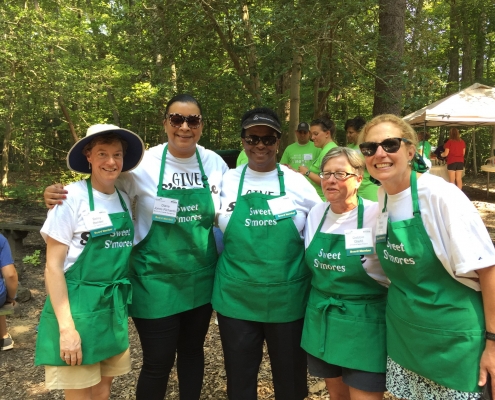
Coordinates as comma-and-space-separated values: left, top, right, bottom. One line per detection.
91, 376, 114, 400
447, 170, 456, 184
349, 386, 384, 400
325, 377, 351, 400
455, 169, 463, 190
64, 388, 92, 400
0, 316, 7, 337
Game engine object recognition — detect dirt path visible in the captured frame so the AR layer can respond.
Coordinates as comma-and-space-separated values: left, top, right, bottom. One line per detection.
0, 174, 493, 399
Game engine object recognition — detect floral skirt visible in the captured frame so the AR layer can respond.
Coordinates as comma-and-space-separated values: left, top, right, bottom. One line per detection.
386, 357, 481, 400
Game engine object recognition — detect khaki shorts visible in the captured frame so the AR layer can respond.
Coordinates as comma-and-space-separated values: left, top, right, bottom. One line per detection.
45, 348, 131, 390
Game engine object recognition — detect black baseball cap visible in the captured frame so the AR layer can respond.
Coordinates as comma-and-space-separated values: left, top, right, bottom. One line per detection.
297, 122, 309, 132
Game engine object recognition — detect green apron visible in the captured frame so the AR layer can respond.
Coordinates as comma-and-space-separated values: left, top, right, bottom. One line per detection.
128, 146, 217, 319
377, 172, 485, 392
212, 164, 311, 323
35, 180, 133, 366
301, 198, 387, 373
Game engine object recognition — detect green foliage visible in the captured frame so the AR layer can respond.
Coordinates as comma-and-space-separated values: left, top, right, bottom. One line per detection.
0, 0, 494, 199
23, 250, 41, 267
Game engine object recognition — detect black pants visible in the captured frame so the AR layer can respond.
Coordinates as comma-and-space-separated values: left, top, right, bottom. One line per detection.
133, 303, 213, 400
217, 313, 308, 400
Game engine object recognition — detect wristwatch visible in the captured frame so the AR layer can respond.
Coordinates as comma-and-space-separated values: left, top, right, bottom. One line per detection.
486, 331, 495, 341
304, 170, 310, 177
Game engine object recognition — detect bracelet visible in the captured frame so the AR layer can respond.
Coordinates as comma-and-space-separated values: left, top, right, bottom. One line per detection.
305, 170, 310, 177
486, 331, 495, 341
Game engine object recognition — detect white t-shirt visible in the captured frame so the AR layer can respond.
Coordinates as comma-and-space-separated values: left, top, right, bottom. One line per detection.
305, 200, 389, 287
378, 173, 495, 290
217, 164, 322, 236
41, 180, 133, 272
117, 144, 228, 244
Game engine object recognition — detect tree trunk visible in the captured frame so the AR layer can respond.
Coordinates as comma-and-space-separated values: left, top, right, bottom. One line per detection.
474, 8, 486, 81
288, 51, 302, 146
447, 1, 460, 94
58, 96, 79, 144
372, 0, 406, 116
2, 118, 12, 186
460, 1, 473, 86
241, 2, 261, 105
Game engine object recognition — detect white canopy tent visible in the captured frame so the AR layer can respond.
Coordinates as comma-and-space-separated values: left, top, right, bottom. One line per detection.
403, 83, 495, 179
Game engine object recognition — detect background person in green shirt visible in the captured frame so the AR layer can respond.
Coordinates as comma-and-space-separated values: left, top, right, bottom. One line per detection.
298, 113, 337, 201
345, 116, 379, 202
417, 131, 432, 170
280, 122, 321, 172
236, 149, 248, 166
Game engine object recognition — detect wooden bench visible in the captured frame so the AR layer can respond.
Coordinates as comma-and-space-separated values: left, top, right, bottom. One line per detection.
0, 217, 44, 258
0, 303, 14, 316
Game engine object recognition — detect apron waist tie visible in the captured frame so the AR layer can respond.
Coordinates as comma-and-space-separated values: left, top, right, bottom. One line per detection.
316, 297, 346, 354
66, 278, 132, 325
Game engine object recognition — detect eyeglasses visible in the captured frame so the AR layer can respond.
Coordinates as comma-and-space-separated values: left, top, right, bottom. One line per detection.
319, 171, 358, 181
166, 113, 202, 129
359, 137, 410, 157
243, 135, 278, 146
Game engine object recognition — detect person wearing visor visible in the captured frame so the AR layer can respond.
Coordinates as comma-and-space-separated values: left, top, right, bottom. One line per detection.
298, 114, 337, 201
280, 121, 321, 172
43, 94, 228, 400
302, 147, 388, 400
359, 114, 495, 399
36, 124, 144, 399
213, 107, 321, 400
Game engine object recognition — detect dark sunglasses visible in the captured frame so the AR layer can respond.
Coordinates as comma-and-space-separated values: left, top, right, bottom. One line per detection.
359, 137, 410, 157
243, 135, 278, 146
166, 113, 202, 129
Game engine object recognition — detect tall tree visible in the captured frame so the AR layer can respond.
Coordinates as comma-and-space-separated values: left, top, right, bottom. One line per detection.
373, 0, 407, 116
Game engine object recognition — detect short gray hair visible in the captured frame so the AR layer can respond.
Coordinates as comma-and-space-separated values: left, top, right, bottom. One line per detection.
321, 147, 364, 176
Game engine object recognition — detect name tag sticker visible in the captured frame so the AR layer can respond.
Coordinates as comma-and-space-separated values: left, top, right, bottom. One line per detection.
303, 154, 313, 161
267, 196, 297, 220
152, 197, 179, 223
344, 228, 374, 256
375, 212, 388, 243
84, 211, 115, 237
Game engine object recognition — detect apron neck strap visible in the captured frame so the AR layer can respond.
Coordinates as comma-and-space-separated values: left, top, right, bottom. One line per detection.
158, 145, 209, 193
381, 172, 420, 216
410, 171, 420, 215
317, 196, 364, 232
86, 179, 127, 212
238, 163, 285, 197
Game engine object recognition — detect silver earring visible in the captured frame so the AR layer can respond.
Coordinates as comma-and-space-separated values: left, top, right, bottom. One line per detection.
408, 160, 412, 166
89, 162, 91, 170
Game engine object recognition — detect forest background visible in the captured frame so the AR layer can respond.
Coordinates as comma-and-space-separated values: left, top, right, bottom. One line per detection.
1, 0, 495, 201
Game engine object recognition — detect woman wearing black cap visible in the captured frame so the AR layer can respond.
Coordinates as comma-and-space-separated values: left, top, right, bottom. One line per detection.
213, 107, 321, 400
36, 124, 144, 399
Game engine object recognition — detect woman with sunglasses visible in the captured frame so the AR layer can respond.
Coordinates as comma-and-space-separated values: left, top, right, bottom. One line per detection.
302, 147, 388, 400
43, 94, 228, 400
345, 116, 379, 202
298, 113, 337, 200
213, 107, 321, 400
359, 114, 495, 399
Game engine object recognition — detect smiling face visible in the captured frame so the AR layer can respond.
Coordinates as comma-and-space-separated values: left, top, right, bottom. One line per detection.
243, 125, 279, 172
321, 155, 362, 213
364, 122, 416, 195
311, 124, 331, 148
164, 101, 203, 158
86, 140, 124, 193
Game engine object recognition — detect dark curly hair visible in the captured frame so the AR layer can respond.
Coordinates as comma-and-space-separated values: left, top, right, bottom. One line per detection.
311, 113, 336, 136
344, 116, 366, 132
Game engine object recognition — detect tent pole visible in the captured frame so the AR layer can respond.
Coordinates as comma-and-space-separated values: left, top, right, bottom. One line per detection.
472, 127, 477, 177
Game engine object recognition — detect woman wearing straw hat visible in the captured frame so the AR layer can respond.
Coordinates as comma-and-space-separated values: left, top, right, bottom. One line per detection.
35, 124, 144, 400
44, 94, 229, 400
